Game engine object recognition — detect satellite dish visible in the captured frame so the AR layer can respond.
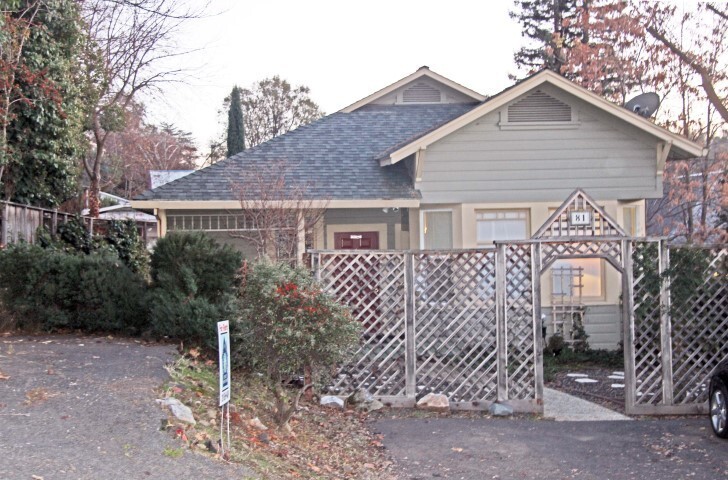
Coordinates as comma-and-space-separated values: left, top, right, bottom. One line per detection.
624, 92, 660, 118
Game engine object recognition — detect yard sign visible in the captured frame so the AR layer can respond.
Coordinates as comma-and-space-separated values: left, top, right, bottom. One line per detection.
217, 321, 231, 406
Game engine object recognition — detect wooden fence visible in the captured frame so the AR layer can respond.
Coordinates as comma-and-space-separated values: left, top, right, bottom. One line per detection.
627, 241, 727, 415
312, 240, 727, 415
311, 247, 541, 413
0, 200, 153, 246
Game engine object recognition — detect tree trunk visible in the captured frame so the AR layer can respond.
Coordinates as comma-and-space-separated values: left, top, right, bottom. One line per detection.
89, 176, 101, 218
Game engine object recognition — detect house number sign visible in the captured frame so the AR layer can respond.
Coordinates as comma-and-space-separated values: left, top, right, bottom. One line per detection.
569, 210, 592, 227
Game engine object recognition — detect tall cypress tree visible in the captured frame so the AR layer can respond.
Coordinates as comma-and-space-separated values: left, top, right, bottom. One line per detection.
226, 86, 245, 157
510, 0, 583, 76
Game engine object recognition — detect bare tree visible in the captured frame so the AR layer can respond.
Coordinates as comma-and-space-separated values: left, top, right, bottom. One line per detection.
80, 0, 203, 216
230, 159, 327, 265
642, 1, 728, 124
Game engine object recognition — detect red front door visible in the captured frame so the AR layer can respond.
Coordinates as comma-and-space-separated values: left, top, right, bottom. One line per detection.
334, 231, 380, 250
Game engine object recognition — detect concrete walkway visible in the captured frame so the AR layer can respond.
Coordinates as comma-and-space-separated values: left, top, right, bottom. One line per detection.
544, 387, 632, 421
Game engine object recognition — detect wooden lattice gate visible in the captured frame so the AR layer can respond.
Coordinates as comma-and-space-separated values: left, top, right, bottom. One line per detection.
311, 247, 542, 413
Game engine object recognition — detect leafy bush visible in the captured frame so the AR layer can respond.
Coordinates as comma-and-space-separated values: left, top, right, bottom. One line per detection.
148, 232, 242, 348
103, 220, 149, 276
0, 243, 147, 333
37, 217, 149, 276
234, 261, 360, 425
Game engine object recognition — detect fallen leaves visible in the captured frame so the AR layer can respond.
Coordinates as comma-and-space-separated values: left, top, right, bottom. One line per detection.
24, 388, 58, 405
0, 370, 9, 381
164, 357, 398, 479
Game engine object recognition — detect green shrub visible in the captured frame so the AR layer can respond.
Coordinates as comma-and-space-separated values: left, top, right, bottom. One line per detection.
37, 217, 150, 276
148, 232, 242, 347
234, 261, 359, 425
0, 243, 147, 333
103, 220, 149, 277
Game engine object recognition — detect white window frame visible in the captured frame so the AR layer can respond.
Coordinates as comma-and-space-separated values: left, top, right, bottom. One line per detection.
475, 209, 530, 245
420, 209, 453, 250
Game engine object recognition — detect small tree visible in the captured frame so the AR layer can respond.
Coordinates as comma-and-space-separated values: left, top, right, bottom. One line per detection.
226, 85, 245, 156
231, 159, 327, 264
235, 261, 359, 427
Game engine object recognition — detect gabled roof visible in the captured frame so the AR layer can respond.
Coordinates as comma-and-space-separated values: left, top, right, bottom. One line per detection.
340, 66, 486, 113
133, 103, 478, 206
380, 69, 706, 166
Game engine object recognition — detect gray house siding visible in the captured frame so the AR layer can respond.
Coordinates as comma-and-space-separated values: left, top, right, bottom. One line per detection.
544, 304, 622, 350
419, 85, 661, 204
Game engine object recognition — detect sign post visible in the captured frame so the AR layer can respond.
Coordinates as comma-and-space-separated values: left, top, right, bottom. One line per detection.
217, 321, 231, 456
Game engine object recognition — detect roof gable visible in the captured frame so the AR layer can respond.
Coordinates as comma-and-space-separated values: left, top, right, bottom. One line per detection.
381, 70, 705, 166
341, 66, 486, 113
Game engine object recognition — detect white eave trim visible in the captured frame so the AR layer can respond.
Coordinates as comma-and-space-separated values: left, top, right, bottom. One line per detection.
340, 67, 485, 113
384, 70, 706, 165
131, 199, 421, 210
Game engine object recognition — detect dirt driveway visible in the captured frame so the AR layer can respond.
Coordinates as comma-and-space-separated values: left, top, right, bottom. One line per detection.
373, 415, 728, 480
0, 335, 254, 480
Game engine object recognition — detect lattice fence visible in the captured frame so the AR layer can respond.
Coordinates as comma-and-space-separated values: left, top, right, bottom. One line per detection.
312, 247, 541, 412
627, 241, 727, 414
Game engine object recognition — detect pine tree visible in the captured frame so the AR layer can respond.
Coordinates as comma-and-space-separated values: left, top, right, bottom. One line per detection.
510, 0, 582, 76
226, 86, 245, 157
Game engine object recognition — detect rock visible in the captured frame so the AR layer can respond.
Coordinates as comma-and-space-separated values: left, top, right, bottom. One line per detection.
248, 417, 268, 431
348, 388, 374, 406
320, 395, 345, 409
358, 400, 384, 412
156, 397, 196, 425
416, 393, 449, 411
258, 431, 270, 444
488, 402, 513, 417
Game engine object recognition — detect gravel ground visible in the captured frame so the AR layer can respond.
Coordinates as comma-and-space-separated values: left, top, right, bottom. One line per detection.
547, 367, 626, 414
0, 334, 255, 480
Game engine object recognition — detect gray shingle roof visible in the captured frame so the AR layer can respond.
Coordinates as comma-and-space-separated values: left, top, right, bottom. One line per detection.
136, 103, 479, 201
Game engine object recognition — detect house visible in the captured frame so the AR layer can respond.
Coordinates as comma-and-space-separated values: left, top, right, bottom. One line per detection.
131, 67, 704, 349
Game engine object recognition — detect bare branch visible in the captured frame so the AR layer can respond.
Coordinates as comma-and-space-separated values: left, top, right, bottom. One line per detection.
229, 159, 328, 264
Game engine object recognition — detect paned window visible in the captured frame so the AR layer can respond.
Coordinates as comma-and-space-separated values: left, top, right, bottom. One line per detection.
476, 210, 529, 244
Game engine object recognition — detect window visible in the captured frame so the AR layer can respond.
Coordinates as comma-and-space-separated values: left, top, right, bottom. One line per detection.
422, 210, 452, 249
552, 258, 604, 299
476, 210, 529, 244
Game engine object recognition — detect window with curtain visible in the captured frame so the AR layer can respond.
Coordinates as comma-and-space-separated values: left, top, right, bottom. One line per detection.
476, 210, 529, 244
423, 211, 452, 249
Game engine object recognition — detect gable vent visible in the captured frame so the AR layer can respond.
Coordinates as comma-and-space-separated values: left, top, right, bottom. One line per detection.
402, 82, 442, 103
508, 90, 571, 122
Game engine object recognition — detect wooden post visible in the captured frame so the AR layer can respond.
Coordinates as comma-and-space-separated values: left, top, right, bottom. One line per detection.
495, 243, 508, 402
22, 205, 28, 242
531, 242, 544, 408
622, 240, 637, 414
659, 240, 674, 406
295, 214, 305, 267
311, 252, 321, 282
51, 209, 58, 239
0, 202, 8, 246
404, 252, 416, 399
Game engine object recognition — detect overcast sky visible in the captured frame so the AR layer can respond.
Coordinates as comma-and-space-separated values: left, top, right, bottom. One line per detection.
145, 0, 525, 154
